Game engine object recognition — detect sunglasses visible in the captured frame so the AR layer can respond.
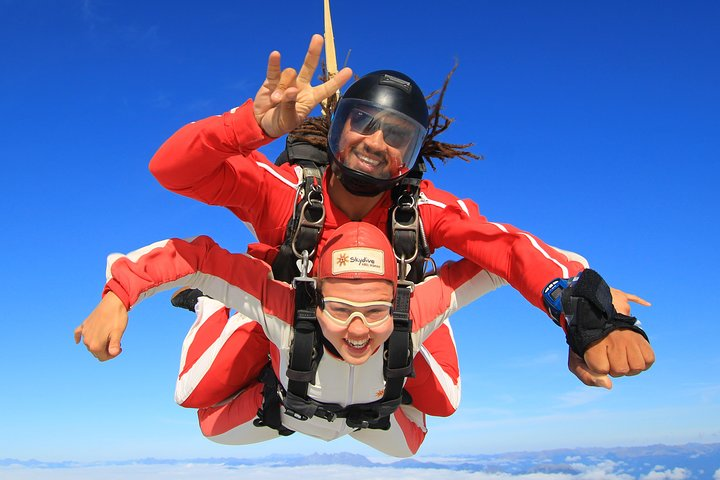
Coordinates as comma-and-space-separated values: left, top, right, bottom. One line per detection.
348, 109, 414, 149
320, 296, 393, 328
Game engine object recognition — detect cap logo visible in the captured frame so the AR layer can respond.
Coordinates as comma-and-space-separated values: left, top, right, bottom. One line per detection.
332, 247, 385, 276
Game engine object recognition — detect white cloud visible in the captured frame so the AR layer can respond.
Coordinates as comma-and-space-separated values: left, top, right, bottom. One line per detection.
568, 460, 633, 480
713, 467, 720, 480
640, 466, 691, 480
0, 465, 569, 480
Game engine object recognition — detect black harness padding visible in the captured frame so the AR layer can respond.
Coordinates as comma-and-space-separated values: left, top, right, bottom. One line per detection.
275, 136, 330, 168
561, 269, 649, 356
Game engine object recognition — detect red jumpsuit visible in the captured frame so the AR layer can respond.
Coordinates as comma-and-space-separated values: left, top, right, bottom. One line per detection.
104, 235, 502, 457
149, 100, 585, 415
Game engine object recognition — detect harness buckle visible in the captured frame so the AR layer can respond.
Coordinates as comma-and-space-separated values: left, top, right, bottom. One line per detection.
315, 408, 337, 422
292, 250, 317, 289
396, 255, 416, 290
284, 408, 309, 421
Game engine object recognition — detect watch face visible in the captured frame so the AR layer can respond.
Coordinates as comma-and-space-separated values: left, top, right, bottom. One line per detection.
551, 287, 563, 301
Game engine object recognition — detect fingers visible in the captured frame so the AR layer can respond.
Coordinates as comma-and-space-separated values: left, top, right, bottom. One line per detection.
585, 330, 655, 379
73, 325, 82, 344
264, 51, 282, 89
606, 338, 631, 377
625, 293, 652, 307
312, 66, 353, 103
297, 34, 324, 86
271, 68, 298, 103
623, 336, 655, 374
568, 350, 612, 389
107, 329, 123, 358
583, 340, 611, 375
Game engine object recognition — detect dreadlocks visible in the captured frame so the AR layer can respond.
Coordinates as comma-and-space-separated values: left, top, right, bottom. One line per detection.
287, 63, 483, 170
420, 62, 483, 171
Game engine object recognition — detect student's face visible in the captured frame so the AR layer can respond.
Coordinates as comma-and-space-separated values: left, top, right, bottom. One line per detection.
316, 278, 394, 365
336, 109, 414, 180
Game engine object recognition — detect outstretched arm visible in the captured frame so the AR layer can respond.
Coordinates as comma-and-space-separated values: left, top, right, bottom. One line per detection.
74, 236, 287, 361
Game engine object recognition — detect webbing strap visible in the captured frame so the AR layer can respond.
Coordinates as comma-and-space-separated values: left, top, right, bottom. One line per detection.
389, 160, 429, 284
286, 278, 321, 403
272, 162, 325, 283
253, 364, 295, 436
383, 285, 413, 389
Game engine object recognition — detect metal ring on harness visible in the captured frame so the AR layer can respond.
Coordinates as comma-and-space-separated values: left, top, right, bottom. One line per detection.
391, 209, 419, 266
423, 257, 438, 277
291, 187, 325, 259
396, 192, 416, 209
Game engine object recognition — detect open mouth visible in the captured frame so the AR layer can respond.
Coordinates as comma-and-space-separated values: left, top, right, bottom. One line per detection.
344, 338, 370, 351
351, 149, 386, 174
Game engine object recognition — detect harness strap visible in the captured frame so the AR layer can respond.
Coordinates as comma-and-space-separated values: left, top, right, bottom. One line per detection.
253, 364, 295, 436
285, 276, 322, 417
266, 147, 430, 431
259, 370, 413, 431
272, 161, 325, 283
389, 159, 430, 284
379, 283, 414, 414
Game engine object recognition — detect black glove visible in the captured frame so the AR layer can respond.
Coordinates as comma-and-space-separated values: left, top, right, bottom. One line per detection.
561, 269, 648, 356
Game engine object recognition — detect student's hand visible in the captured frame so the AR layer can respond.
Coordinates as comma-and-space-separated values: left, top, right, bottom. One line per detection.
74, 291, 128, 361
253, 34, 353, 138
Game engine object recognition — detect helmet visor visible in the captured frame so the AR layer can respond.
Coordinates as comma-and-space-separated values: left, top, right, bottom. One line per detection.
329, 99, 426, 181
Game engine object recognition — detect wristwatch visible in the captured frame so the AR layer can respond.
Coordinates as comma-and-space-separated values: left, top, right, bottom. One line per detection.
542, 273, 582, 326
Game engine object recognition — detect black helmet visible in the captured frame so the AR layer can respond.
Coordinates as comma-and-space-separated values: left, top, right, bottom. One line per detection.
328, 70, 429, 196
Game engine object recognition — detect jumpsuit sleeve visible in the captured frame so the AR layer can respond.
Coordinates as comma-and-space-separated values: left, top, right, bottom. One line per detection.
419, 187, 586, 313
148, 100, 300, 229
410, 259, 504, 344
102, 235, 292, 330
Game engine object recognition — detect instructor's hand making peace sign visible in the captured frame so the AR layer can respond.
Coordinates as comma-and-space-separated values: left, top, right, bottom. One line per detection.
254, 34, 353, 138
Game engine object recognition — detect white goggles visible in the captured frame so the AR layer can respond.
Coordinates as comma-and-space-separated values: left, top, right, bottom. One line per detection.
320, 297, 393, 328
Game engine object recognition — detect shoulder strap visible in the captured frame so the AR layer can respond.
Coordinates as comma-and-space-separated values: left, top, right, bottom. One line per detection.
388, 159, 431, 284
283, 256, 324, 421
271, 161, 326, 282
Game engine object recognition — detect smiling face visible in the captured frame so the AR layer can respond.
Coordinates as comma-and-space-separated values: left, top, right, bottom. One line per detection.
336, 109, 413, 180
316, 278, 395, 365
328, 99, 427, 186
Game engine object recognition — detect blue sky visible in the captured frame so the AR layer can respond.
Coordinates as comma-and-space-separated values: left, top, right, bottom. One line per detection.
1, 0, 718, 463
